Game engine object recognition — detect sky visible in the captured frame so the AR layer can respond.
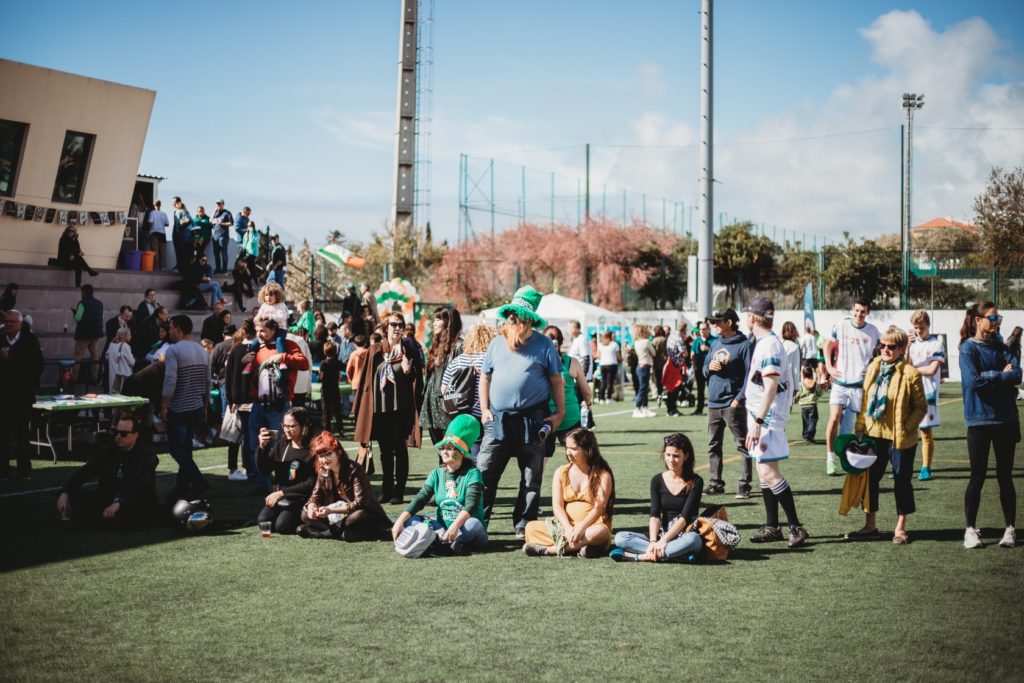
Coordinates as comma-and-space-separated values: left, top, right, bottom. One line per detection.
4, 0, 1023, 248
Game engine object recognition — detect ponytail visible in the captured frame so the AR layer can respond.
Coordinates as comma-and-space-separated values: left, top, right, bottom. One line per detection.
960, 301, 996, 346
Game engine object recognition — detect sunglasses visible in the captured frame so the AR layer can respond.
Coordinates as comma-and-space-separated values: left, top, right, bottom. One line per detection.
113, 429, 136, 437
388, 322, 404, 328
983, 314, 1003, 324
881, 343, 902, 351
663, 434, 687, 448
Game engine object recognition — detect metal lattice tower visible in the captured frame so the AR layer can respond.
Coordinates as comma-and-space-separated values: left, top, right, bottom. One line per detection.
392, 0, 433, 241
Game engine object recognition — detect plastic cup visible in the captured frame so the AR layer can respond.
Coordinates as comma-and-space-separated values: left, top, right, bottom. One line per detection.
259, 521, 272, 538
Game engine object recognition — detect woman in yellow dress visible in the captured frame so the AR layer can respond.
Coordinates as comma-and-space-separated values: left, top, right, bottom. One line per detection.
522, 428, 614, 558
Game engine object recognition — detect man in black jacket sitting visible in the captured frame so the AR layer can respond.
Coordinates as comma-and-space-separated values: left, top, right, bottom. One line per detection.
56, 414, 160, 528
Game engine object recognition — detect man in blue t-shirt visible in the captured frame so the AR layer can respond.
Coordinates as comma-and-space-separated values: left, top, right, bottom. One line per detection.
478, 286, 565, 537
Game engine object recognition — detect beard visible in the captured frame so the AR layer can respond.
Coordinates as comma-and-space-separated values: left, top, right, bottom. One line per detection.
502, 323, 530, 352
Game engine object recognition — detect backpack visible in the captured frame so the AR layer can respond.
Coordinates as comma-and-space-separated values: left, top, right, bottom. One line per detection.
442, 364, 477, 417
256, 361, 285, 411
394, 521, 440, 559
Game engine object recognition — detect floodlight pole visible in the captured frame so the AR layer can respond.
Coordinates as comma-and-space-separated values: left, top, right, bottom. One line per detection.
697, 0, 714, 319
901, 92, 923, 309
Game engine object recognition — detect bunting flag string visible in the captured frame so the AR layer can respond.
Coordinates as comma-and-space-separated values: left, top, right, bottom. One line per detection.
0, 199, 127, 226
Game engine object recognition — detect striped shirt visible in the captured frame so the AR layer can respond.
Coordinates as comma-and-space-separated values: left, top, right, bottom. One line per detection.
441, 351, 486, 418
162, 340, 211, 413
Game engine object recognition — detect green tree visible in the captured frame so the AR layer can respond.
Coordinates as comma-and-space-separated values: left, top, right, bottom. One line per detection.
713, 222, 780, 305
823, 234, 900, 308
773, 245, 819, 306
974, 166, 1024, 270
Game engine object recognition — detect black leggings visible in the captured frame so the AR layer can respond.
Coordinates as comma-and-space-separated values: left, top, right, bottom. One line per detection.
965, 424, 1018, 528
321, 396, 345, 435
600, 364, 617, 401
257, 504, 302, 534
299, 508, 389, 541
376, 424, 409, 500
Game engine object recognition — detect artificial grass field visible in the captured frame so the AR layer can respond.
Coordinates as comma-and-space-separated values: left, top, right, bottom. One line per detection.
2, 385, 1022, 682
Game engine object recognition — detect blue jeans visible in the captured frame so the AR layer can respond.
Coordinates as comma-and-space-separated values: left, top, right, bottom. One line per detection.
196, 280, 224, 307
635, 366, 652, 408
248, 401, 289, 490
266, 267, 285, 288
213, 231, 230, 272
167, 408, 208, 497
404, 515, 488, 555
614, 530, 703, 561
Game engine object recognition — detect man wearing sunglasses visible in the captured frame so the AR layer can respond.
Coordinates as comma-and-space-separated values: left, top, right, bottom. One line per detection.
56, 415, 159, 528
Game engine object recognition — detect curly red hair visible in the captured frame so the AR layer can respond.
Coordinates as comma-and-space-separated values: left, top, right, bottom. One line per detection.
310, 431, 349, 474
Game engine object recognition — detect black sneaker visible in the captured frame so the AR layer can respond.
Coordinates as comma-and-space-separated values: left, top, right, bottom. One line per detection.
703, 483, 725, 495
734, 485, 752, 500
788, 526, 809, 548
750, 525, 783, 543
523, 543, 549, 557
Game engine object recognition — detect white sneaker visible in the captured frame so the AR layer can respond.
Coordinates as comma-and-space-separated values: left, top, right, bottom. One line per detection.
227, 470, 248, 482
964, 527, 983, 549
642, 408, 656, 418
999, 527, 1016, 548
632, 408, 645, 419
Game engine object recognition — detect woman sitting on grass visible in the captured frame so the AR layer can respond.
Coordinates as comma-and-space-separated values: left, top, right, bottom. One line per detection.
390, 415, 489, 556
299, 431, 390, 541
610, 432, 704, 562
523, 428, 614, 558
255, 407, 316, 534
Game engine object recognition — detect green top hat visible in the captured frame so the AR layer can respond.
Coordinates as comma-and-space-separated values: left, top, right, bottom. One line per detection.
497, 285, 547, 329
833, 433, 879, 474
434, 414, 482, 459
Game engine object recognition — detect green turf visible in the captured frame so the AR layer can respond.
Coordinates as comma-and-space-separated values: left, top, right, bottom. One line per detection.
2, 386, 1022, 682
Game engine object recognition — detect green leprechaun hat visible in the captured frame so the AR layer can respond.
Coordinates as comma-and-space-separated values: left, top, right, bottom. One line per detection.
434, 414, 482, 459
833, 433, 879, 474
497, 285, 547, 329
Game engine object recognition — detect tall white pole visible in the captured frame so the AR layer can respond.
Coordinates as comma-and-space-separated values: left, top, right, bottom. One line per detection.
697, 0, 714, 318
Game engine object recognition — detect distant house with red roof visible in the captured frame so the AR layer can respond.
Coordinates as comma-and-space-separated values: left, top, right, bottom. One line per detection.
912, 217, 980, 233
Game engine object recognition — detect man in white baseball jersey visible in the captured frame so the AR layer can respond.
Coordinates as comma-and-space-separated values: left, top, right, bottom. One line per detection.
823, 298, 880, 475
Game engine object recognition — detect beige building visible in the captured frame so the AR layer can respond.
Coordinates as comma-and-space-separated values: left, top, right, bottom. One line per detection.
0, 59, 155, 267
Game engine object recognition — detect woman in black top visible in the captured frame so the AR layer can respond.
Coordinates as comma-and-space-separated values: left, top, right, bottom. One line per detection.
610, 432, 704, 562
309, 324, 328, 364
319, 341, 345, 436
255, 407, 316, 534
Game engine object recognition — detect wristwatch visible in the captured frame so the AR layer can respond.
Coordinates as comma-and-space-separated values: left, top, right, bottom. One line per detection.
754, 416, 766, 426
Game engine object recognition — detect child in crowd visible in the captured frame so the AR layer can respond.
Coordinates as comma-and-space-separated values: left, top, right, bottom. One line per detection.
796, 365, 824, 444
248, 282, 290, 389
106, 327, 135, 393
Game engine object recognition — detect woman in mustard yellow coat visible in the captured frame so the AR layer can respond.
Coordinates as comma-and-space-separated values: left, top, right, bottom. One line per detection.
847, 326, 927, 545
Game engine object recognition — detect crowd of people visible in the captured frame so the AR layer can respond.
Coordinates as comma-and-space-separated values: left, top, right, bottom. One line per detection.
1, 277, 1020, 557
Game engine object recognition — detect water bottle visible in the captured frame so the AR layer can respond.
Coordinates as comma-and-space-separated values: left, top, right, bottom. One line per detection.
538, 422, 552, 440
580, 403, 591, 429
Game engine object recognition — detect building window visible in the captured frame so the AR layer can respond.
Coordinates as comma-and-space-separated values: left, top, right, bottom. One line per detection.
0, 119, 28, 198
52, 130, 96, 204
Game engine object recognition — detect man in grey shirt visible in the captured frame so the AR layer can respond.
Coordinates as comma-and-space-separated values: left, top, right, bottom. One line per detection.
162, 314, 211, 502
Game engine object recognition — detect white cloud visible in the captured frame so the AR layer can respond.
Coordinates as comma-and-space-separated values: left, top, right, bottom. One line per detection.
312, 107, 394, 151
610, 10, 1024, 241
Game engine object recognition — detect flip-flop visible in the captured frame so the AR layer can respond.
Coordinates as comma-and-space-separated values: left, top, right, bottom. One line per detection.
892, 533, 909, 545
844, 528, 881, 540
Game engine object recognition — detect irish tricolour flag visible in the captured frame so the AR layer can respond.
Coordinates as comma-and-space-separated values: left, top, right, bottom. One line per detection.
316, 243, 365, 270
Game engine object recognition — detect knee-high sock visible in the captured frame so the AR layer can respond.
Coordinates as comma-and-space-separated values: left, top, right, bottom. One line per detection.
772, 479, 801, 528
921, 430, 935, 468
761, 482, 779, 528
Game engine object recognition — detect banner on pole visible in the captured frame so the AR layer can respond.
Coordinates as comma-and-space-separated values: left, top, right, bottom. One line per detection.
803, 282, 816, 332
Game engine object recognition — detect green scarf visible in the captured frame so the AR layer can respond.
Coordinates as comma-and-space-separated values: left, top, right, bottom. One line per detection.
867, 360, 899, 421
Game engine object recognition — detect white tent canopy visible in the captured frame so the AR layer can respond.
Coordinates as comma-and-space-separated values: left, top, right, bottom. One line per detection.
478, 293, 626, 335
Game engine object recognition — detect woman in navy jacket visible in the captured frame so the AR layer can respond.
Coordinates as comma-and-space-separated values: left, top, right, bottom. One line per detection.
958, 301, 1022, 550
